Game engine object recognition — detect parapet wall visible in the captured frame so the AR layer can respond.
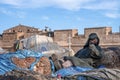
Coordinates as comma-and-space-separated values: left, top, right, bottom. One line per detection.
1, 25, 120, 53
54, 27, 120, 53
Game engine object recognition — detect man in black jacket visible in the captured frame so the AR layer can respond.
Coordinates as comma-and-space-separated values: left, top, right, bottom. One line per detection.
52, 33, 103, 71
74, 33, 103, 68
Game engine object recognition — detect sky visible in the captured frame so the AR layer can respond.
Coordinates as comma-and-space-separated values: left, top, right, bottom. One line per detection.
0, 0, 120, 34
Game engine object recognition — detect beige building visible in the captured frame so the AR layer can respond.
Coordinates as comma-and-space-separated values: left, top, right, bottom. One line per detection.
0, 25, 120, 53
54, 27, 120, 53
0, 24, 51, 51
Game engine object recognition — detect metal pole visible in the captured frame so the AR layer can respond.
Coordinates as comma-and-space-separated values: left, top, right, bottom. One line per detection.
68, 34, 71, 51
119, 26, 120, 37
119, 26, 120, 33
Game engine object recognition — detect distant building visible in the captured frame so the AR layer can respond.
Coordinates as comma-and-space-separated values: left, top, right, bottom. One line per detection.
0, 24, 53, 51
53, 27, 120, 53
0, 24, 120, 52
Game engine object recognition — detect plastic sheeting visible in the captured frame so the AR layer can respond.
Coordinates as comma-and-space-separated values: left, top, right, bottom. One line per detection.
0, 50, 43, 75
55, 67, 120, 80
19, 35, 53, 50
64, 68, 120, 80
55, 66, 93, 77
19, 35, 74, 58
0, 47, 8, 54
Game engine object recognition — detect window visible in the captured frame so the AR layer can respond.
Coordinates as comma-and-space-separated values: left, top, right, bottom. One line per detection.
8, 30, 11, 32
13, 30, 15, 32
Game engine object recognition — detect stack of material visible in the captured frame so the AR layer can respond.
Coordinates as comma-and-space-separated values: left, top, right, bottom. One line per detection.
0, 70, 50, 80
12, 56, 51, 75
20, 35, 74, 58
19, 35, 53, 50
0, 47, 8, 54
101, 47, 120, 69
12, 57, 36, 69
0, 50, 51, 75
33, 57, 51, 75
64, 68, 120, 80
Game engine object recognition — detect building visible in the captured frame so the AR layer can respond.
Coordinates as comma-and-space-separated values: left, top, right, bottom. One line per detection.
54, 27, 120, 53
0, 25, 120, 53
0, 24, 53, 51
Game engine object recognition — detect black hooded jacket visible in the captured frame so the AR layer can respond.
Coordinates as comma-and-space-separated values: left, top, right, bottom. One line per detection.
74, 33, 103, 67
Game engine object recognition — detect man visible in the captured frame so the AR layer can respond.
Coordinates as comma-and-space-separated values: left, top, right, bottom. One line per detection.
52, 33, 103, 71
74, 33, 103, 68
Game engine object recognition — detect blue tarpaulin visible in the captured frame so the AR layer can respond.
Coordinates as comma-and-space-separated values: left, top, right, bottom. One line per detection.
55, 66, 93, 77
54, 65, 106, 80
54, 67, 93, 80
0, 49, 106, 80
0, 50, 43, 75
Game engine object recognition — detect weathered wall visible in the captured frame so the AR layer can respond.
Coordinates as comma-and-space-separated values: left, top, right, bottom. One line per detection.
1, 25, 120, 53
1, 24, 42, 51
54, 29, 78, 46
54, 27, 120, 53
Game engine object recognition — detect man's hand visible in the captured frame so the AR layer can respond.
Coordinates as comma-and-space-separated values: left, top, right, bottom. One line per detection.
89, 44, 99, 56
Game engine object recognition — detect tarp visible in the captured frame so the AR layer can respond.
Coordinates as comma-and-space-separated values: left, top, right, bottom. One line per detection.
20, 35, 53, 50
54, 67, 120, 80
64, 68, 120, 80
19, 35, 74, 58
0, 50, 43, 75
55, 66, 93, 77
0, 47, 8, 54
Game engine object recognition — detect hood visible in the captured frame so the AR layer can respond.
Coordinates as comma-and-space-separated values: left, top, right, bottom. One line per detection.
84, 33, 99, 48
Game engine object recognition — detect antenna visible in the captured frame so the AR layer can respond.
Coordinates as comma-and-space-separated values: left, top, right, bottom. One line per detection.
119, 26, 120, 33
68, 34, 71, 51
119, 26, 120, 37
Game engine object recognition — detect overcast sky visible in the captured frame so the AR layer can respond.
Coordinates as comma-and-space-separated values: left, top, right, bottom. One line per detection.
0, 0, 120, 34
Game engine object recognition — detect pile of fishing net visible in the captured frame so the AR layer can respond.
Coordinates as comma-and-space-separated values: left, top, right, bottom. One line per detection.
101, 47, 120, 69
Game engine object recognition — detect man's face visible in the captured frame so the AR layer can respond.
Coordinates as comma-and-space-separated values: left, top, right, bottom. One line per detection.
89, 38, 98, 44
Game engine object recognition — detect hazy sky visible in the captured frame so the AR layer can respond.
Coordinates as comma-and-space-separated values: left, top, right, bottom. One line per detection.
0, 0, 120, 34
